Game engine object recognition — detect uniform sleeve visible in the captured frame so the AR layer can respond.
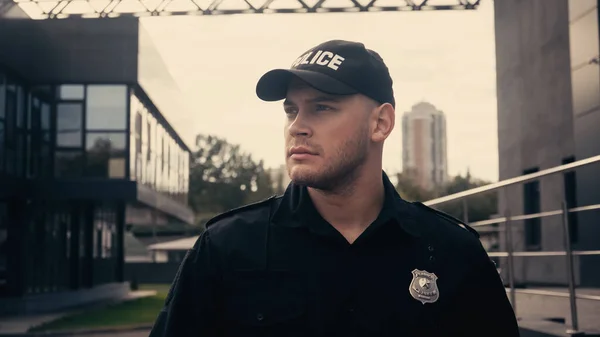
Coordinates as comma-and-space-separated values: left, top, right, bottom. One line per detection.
148, 230, 222, 337
443, 247, 521, 337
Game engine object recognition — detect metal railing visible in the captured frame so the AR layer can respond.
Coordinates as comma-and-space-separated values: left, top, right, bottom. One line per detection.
423, 154, 600, 336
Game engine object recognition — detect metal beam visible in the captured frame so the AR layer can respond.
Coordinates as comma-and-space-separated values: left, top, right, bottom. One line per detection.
0, 0, 19, 15
6, 0, 479, 19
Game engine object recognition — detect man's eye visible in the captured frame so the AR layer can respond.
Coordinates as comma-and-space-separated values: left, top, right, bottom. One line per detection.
315, 104, 332, 111
284, 108, 298, 115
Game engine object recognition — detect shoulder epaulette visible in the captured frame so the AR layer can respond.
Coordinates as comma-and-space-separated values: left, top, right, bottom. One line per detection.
205, 195, 278, 228
412, 202, 480, 238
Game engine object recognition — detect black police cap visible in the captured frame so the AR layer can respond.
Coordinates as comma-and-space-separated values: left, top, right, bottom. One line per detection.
256, 39, 395, 108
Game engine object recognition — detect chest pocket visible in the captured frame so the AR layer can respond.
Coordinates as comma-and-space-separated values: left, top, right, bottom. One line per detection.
222, 269, 308, 337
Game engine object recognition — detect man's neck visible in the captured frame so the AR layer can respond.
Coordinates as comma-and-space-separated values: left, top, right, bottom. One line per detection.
307, 169, 386, 243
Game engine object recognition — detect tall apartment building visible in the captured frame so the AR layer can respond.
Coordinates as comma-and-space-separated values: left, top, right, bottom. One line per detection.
402, 101, 448, 190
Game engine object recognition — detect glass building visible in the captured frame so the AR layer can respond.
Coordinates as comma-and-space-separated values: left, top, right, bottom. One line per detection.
0, 17, 193, 314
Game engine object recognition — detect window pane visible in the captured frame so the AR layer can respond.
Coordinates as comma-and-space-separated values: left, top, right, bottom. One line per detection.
59, 85, 84, 100
136, 149, 143, 182
146, 115, 155, 187
154, 127, 162, 190
171, 140, 177, 193
134, 112, 142, 182
16, 86, 25, 129
0, 121, 4, 172
31, 85, 52, 98
183, 151, 189, 194
177, 148, 183, 195
28, 96, 40, 131
56, 103, 82, 147
15, 133, 24, 176
55, 151, 83, 177
5, 89, 15, 146
26, 134, 35, 178
173, 144, 179, 193
5, 148, 13, 175
140, 110, 147, 184
0, 203, 6, 289
163, 135, 169, 192
109, 158, 126, 179
86, 85, 127, 130
181, 148, 186, 194
140, 107, 147, 144
86, 132, 126, 151
148, 145, 155, 187
0, 74, 5, 119
86, 132, 126, 178
129, 133, 136, 180
41, 102, 51, 143
148, 115, 156, 155
135, 111, 142, 136
41, 143, 51, 177
130, 92, 139, 120
41, 103, 50, 131
163, 134, 169, 192
4, 89, 15, 175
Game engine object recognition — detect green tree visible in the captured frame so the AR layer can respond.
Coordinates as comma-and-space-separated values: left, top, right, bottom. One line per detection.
188, 134, 274, 216
271, 167, 287, 195
435, 172, 498, 223
395, 172, 438, 202
395, 170, 497, 223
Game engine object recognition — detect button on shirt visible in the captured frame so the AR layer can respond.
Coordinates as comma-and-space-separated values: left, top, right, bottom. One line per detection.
149, 172, 520, 337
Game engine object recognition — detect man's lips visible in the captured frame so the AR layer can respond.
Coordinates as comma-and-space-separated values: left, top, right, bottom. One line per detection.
289, 146, 317, 158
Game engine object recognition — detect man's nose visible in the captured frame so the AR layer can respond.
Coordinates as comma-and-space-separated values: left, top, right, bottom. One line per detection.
288, 111, 312, 137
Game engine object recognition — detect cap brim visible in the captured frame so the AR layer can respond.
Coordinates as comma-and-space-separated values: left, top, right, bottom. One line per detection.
256, 69, 358, 102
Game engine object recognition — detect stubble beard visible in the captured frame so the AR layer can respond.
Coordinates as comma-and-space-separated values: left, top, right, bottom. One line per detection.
287, 127, 370, 194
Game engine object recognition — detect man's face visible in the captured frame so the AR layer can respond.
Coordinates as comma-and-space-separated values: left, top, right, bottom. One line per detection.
283, 79, 377, 191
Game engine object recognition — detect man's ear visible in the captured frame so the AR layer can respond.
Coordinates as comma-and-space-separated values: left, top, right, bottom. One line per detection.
371, 103, 395, 143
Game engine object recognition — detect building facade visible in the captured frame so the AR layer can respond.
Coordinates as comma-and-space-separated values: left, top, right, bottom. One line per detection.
569, 0, 600, 288
0, 16, 194, 315
402, 101, 448, 191
494, 0, 600, 286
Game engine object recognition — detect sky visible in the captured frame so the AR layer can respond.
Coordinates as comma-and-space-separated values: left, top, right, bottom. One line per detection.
137, 0, 499, 181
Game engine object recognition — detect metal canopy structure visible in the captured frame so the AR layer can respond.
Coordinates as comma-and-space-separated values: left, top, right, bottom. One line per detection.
6, 0, 479, 19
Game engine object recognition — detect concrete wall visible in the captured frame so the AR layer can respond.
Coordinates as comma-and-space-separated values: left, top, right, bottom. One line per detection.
568, 0, 600, 287
0, 17, 139, 84
494, 0, 578, 285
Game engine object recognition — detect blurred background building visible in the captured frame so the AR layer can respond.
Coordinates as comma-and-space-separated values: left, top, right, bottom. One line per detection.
0, 17, 194, 315
267, 164, 291, 195
402, 101, 448, 191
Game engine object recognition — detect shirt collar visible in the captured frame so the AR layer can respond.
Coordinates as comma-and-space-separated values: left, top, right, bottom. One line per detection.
271, 170, 422, 238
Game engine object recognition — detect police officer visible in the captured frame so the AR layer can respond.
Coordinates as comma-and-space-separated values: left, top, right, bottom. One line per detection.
149, 39, 520, 337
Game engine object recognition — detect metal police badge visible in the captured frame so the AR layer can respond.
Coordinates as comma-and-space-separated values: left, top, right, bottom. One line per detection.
409, 269, 439, 304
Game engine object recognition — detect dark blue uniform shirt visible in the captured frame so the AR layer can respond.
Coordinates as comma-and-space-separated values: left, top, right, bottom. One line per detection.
149, 172, 520, 337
